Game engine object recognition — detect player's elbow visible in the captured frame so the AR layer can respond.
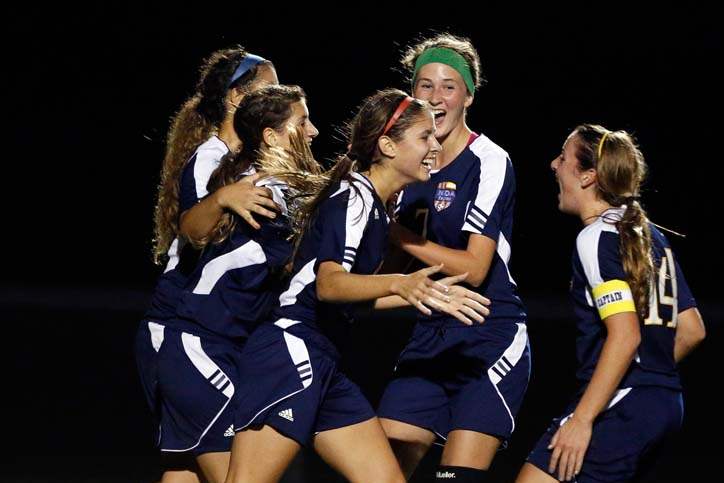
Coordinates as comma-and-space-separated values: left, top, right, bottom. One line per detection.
465, 268, 487, 288
178, 221, 206, 248
686, 319, 707, 346
178, 212, 202, 244
316, 277, 335, 302
607, 314, 641, 356
621, 325, 642, 356
694, 325, 707, 345
678, 308, 706, 347
178, 212, 191, 237
629, 329, 642, 352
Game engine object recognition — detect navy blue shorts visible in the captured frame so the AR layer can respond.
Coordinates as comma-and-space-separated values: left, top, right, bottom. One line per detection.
148, 325, 242, 455
378, 321, 530, 441
233, 320, 375, 446
527, 386, 683, 482
135, 320, 167, 446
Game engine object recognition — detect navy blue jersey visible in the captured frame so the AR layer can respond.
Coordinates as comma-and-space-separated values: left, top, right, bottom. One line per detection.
179, 136, 231, 213
273, 172, 389, 334
172, 178, 293, 340
396, 133, 526, 326
571, 207, 697, 390
145, 136, 230, 322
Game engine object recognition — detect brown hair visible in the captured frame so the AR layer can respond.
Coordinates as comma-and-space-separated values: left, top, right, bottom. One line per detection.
574, 124, 652, 317
152, 46, 273, 264
295, 88, 432, 237
202, 85, 323, 246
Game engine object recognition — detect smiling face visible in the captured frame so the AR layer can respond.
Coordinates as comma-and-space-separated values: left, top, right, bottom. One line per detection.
272, 98, 319, 149
412, 62, 473, 141
387, 110, 442, 184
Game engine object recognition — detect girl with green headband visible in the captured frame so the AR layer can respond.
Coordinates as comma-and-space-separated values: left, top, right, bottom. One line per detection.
406, 34, 481, 169
223, 88, 490, 483
378, 33, 530, 483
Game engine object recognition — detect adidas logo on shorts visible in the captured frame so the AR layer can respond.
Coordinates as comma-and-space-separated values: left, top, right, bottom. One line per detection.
278, 408, 294, 422
436, 470, 456, 479
224, 424, 234, 437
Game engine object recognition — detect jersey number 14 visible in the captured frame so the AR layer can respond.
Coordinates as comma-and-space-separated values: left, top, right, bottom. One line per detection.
644, 247, 678, 328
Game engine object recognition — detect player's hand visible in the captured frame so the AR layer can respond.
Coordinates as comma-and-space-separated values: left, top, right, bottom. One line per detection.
425, 274, 491, 325
217, 173, 279, 229
548, 414, 592, 481
390, 264, 449, 316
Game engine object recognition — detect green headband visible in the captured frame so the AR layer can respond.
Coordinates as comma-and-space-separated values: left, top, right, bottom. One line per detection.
412, 47, 475, 95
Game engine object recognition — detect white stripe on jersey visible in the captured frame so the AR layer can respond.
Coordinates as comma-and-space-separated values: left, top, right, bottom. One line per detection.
193, 240, 267, 295
278, 173, 376, 306
274, 318, 302, 329
193, 136, 229, 199
279, 258, 317, 307
330, 183, 348, 199
235, 329, 313, 433
487, 323, 528, 433
497, 232, 517, 285
558, 387, 633, 428
256, 177, 289, 216
161, 332, 234, 452
283, 331, 313, 388
462, 134, 510, 234
394, 190, 405, 216
607, 387, 632, 409
488, 323, 528, 385
343, 173, 375, 271
147, 322, 165, 352
163, 237, 183, 273
576, 209, 621, 288
180, 332, 234, 399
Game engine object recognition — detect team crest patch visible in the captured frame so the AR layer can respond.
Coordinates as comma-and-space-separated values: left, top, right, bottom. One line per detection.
434, 181, 456, 212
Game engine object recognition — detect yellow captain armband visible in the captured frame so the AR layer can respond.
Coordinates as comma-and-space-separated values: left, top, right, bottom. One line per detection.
591, 279, 637, 319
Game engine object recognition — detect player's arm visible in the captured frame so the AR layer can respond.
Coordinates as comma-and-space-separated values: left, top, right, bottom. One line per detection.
674, 307, 705, 363
317, 262, 489, 324
180, 173, 278, 242
317, 261, 446, 311
390, 223, 496, 287
548, 280, 641, 481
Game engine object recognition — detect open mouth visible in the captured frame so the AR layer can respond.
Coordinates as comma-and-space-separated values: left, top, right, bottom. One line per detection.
421, 158, 434, 172
433, 109, 446, 126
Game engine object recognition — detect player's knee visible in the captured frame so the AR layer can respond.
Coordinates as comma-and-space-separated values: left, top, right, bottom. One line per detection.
382, 421, 432, 446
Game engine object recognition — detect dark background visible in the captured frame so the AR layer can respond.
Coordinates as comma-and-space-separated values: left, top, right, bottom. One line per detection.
4, 4, 721, 482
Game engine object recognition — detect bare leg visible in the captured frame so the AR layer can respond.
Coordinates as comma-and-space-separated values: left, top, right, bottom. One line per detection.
379, 417, 436, 480
440, 429, 501, 469
160, 453, 202, 483
314, 417, 405, 483
224, 425, 301, 483
160, 470, 201, 483
515, 462, 559, 483
196, 451, 230, 483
